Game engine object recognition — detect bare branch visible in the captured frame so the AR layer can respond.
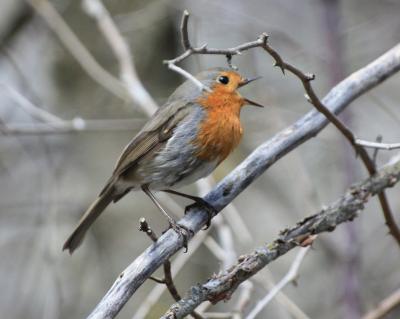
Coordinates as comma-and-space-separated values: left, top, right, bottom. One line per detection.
180, 10, 191, 51
161, 158, 400, 318
355, 138, 400, 150
0, 118, 142, 135
86, 41, 400, 319
28, 0, 127, 99
82, 0, 158, 116
166, 62, 210, 92
2, 84, 63, 123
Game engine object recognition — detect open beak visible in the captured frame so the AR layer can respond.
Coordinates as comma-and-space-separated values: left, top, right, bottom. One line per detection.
239, 76, 264, 108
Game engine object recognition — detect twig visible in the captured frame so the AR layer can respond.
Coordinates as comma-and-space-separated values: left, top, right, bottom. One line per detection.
252, 271, 311, 319
138, 218, 158, 242
2, 84, 63, 123
245, 247, 310, 319
166, 62, 209, 92
138, 218, 181, 300
355, 138, 400, 150
138, 218, 203, 319
81, 0, 158, 116
161, 158, 400, 318
132, 228, 210, 319
86, 42, 400, 319
0, 118, 142, 135
362, 288, 400, 319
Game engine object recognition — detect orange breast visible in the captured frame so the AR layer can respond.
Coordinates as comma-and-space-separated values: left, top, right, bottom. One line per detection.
194, 90, 244, 163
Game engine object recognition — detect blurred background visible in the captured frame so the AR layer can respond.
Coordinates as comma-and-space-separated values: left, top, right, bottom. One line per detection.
1, 0, 399, 318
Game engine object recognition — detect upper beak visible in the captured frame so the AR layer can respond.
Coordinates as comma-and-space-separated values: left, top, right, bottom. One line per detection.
238, 76, 264, 108
238, 76, 262, 88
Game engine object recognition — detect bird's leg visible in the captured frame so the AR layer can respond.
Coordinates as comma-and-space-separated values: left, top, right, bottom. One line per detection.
141, 186, 190, 251
162, 189, 216, 229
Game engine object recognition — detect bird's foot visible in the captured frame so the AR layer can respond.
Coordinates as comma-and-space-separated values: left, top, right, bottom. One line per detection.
169, 220, 191, 252
185, 200, 217, 230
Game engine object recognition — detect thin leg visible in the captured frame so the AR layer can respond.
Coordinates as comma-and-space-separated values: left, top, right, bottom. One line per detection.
142, 186, 190, 251
162, 189, 216, 229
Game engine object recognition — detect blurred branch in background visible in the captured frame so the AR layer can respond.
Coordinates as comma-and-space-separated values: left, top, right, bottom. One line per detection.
161, 155, 400, 318
362, 288, 400, 319
86, 32, 400, 318
245, 246, 311, 319
81, 0, 158, 116
27, 0, 127, 99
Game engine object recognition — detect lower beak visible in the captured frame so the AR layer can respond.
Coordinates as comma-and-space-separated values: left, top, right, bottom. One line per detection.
244, 98, 264, 108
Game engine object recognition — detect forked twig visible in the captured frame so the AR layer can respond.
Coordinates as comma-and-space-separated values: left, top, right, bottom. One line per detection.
138, 218, 204, 319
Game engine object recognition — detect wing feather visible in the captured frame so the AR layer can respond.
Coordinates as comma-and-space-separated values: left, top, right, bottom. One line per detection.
111, 100, 195, 178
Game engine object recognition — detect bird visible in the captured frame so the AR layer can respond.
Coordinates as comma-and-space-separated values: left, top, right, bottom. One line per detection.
63, 67, 263, 254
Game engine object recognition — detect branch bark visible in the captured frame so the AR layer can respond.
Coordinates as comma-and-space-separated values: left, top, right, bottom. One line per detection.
162, 156, 400, 318
86, 42, 400, 319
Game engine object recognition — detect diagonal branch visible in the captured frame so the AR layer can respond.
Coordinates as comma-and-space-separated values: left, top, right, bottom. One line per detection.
86, 41, 400, 319
161, 157, 400, 319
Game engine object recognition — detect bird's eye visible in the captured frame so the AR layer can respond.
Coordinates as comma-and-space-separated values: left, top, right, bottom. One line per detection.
217, 75, 229, 85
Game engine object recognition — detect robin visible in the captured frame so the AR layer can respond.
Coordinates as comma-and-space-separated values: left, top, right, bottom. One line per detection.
63, 67, 263, 254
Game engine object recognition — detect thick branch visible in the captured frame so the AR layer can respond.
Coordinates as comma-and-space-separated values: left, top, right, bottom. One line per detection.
86, 42, 400, 319
161, 157, 400, 318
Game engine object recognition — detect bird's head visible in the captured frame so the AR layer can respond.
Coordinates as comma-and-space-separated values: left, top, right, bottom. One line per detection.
168, 67, 264, 108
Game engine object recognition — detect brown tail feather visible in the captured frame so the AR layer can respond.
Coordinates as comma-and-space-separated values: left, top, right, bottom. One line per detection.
63, 187, 115, 254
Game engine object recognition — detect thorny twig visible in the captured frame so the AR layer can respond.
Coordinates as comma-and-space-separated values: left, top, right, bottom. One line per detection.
138, 218, 204, 319
165, 10, 400, 247
161, 157, 400, 318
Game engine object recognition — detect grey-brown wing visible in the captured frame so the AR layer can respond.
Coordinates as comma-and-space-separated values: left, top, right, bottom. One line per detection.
112, 100, 194, 178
